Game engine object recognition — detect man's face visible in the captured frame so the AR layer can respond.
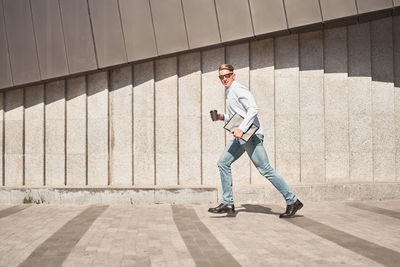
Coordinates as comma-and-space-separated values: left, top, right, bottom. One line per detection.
219, 69, 235, 88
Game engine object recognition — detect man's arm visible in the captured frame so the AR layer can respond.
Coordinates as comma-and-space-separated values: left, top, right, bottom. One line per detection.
237, 87, 259, 132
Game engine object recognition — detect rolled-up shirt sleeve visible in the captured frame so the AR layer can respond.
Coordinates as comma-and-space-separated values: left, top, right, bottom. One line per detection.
237, 88, 259, 132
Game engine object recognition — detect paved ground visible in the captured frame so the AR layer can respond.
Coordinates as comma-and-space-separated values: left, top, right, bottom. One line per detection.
0, 199, 399, 267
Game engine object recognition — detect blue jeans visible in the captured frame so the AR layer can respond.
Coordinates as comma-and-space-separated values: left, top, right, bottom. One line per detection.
217, 134, 297, 205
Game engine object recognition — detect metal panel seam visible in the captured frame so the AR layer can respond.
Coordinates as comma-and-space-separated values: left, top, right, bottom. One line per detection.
318, 0, 324, 22
247, 0, 255, 37
116, 0, 128, 62
86, 0, 99, 69
148, 0, 159, 56
57, 0, 70, 74
28, 0, 42, 80
179, 0, 190, 49
282, 0, 290, 31
213, 0, 223, 43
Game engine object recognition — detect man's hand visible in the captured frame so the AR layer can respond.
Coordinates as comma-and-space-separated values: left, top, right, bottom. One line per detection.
231, 129, 243, 140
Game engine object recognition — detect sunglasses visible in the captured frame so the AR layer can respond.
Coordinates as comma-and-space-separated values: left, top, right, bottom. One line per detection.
218, 73, 234, 80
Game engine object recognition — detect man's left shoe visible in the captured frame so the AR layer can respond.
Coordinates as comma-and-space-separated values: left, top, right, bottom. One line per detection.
279, 199, 303, 218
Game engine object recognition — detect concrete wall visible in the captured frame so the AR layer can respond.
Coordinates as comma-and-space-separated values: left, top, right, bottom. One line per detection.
0, 17, 399, 199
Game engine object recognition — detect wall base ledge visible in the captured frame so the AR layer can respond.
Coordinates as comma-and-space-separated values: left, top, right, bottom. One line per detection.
0, 182, 399, 204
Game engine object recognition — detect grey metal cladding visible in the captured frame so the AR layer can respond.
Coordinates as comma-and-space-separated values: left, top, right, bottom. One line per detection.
150, 0, 188, 55
284, 0, 322, 28
0, 0, 12, 89
215, 0, 254, 42
356, 0, 393, 14
181, 0, 220, 49
88, 0, 127, 68
30, 0, 68, 80
395, 0, 400, 7
319, 0, 357, 21
59, 0, 97, 74
119, 0, 157, 61
249, 0, 288, 35
3, 0, 40, 86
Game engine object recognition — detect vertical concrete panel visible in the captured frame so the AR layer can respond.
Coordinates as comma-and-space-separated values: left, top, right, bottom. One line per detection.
45, 81, 65, 186
274, 34, 300, 185
155, 57, 178, 185
250, 39, 275, 185
370, 18, 395, 182
109, 66, 132, 186
324, 26, 349, 183
133, 62, 154, 185
226, 43, 251, 186
394, 15, 400, 181
201, 48, 225, 186
66, 77, 86, 186
25, 85, 44, 186
4, 89, 23, 186
178, 53, 201, 185
347, 22, 373, 182
87, 72, 108, 186
299, 30, 325, 184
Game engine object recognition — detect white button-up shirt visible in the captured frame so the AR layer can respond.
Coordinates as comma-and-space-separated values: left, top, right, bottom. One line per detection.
223, 80, 263, 135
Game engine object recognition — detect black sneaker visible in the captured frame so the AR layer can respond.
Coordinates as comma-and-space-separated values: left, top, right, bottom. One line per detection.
208, 203, 235, 214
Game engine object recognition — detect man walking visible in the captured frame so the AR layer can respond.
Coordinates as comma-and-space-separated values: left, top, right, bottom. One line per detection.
208, 64, 303, 218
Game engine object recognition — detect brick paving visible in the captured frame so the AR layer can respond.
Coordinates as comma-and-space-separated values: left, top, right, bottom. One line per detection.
0, 200, 399, 266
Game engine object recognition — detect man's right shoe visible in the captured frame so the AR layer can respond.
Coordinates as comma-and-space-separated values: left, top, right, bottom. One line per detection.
208, 203, 235, 214
279, 199, 303, 218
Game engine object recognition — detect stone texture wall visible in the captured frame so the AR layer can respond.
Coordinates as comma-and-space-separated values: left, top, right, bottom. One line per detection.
0, 17, 399, 189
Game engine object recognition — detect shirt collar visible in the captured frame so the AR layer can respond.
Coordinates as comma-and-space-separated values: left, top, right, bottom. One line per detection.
227, 80, 237, 91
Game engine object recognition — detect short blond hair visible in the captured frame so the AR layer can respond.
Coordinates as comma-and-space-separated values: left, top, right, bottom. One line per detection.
219, 64, 234, 72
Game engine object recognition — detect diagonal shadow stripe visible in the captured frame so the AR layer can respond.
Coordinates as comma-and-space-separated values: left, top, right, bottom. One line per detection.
172, 205, 241, 267
347, 202, 400, 220
0, 206, 28, 219
285, 216, 400, 267
19, 205, 108, 267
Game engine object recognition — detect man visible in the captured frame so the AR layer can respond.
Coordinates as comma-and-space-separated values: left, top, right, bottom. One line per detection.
208, 64, 303, 218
